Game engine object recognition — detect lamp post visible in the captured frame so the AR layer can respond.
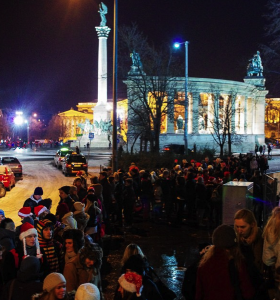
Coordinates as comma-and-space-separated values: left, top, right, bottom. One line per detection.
112, 0, 118, 172
174, 41, 189, 154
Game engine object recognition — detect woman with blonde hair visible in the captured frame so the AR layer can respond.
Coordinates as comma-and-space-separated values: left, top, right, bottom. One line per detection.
121, 243, 145, 267
263, 207, 280, 299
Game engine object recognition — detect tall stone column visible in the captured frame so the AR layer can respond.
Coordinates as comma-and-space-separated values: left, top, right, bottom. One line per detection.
95, 26, 111, 122
192, 92, 199, 133
244, 96, 248, 134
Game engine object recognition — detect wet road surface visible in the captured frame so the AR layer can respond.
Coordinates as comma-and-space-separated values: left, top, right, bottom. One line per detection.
101, 214, 212, 300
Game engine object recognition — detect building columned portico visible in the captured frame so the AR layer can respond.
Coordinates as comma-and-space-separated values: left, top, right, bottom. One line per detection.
124, 75, 268, 153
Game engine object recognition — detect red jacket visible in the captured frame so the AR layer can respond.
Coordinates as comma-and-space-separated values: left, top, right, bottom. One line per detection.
195, 248, 255, 300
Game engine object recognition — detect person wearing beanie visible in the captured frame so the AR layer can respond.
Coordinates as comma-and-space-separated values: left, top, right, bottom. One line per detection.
75, 283, 100, 300
58, 186, 75, 212
23, 187, 44, 214
89, 176, 103, 204
73, 202, 89, 231
1, 222, 42, 283
63, 243, 103, 293
37, 219, 63, 277
32, 272, 75, 300
40, 198, 53, 210
195, 224, 255, 300
44, 213, 65, 245
4, 256, 43, 300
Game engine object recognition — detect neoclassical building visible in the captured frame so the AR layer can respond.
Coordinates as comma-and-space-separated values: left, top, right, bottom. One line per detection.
123, 75, 268, 153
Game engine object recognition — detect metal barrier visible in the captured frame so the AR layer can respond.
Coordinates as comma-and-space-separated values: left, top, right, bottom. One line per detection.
263, 173, 278, 225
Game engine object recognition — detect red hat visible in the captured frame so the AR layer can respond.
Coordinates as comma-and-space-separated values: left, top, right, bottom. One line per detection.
118, 272, 143, 297
76, 171, 83, 176
195, 162, 201, 167
191, 159, 195, 163
224, 171, 230, 178
34, 205, 48, 217
19, 222, 42, 259
18, 207, 33, 218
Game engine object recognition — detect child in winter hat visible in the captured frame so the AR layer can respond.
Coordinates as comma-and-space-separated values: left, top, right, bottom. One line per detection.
118, 272, 143, 297
19, 222, 42, 259
75, 283, 100, 300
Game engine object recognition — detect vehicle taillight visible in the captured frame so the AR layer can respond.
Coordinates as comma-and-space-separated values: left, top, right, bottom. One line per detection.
59, 158, 61, 161
164, 147, 170, 151
18, 165, 22, 169
66, 164, 72, 167
83, 164, 87, 167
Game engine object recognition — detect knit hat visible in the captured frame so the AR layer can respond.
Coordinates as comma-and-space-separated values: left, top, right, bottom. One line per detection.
34, 187, 43, 196
75, 283, 100, 300
59, 186, 70, 195
0, 209, 5, 217
212, 224, 237, 248
62, 212, 77, 229
40, 198, 52, 210
19, 222, 41, 259
34, 205, 48, 217
73, 202, 85, 215
18, 207, 33, 218
118, 272, 143, 297
36, 219, 54, 241
43, 272, 66, 292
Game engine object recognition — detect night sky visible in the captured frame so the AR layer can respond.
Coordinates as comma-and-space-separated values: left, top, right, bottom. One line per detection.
0, 0, 268, 117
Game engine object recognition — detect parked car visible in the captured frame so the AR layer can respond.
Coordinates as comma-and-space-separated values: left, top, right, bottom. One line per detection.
0, 156, 22, 177
62, 153, 88, 176
54, 148, 74, 169
162, 144, 185, 154
0, 165, 16, 191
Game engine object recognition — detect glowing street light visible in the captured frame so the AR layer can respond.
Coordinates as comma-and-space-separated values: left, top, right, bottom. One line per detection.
14, 111, 24, 125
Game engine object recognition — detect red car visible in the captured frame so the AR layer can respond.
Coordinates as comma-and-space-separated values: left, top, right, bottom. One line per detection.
0, 165, 16, 191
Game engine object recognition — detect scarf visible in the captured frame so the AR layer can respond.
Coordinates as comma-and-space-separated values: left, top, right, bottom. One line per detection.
37, 220, 60, 273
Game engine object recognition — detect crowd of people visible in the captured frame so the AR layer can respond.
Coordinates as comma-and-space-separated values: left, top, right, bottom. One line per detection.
0, 150, 276, 299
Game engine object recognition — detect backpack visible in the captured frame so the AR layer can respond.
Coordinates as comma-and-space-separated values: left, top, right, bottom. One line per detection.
210, 188, 220, 202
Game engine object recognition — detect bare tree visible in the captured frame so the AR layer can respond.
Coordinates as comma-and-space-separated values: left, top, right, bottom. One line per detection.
119, 24, 183, 153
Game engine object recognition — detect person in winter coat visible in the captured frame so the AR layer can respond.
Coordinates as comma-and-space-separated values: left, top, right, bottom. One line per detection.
73, 178, 87, 202
175, 176, 187, 225
84, 194, 102, 241
4, 256, 43, 300
36, 219, 63, 277
69, 186, 79, 203
196, 225, 255, 300
263, 207, 280, 300
63, 243, 103, 293
1, 222, 42, 283
195, 177, 208, 227
0, 217, 16, 252
123, 178, 136, 228
117, 254, 162, 300
23, 187, 44, 214
61, 229, 84, 272
32, 272, 75, 300
73, 202, 89, 231
114, 271, 146, 300
234, 209, 269, 299
58, 186, 75, 212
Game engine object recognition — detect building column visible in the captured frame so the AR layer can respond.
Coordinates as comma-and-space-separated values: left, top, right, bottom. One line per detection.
167, 96, 174, 133
207, 94, 213, 132
244, 96, 248, 134
231, 95, 236, 133
192, 92, 199, 133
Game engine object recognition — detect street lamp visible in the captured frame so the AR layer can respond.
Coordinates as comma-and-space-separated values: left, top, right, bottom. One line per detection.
112, 0, 118, 172
174, 41, 189, 154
